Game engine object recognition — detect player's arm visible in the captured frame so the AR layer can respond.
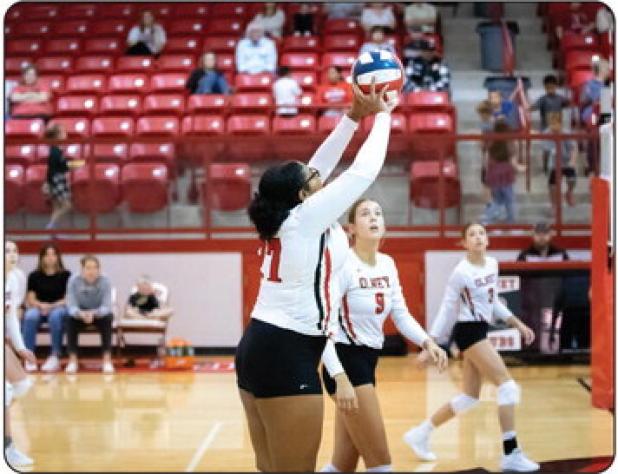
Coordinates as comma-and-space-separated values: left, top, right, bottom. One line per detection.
429, 269, 463, 345
321, 339, 358, 413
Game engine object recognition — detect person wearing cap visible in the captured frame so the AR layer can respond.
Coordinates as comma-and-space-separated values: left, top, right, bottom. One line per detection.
235, 22, 277, 75
516, 222, 570, 262
124, 275, 173, 321
402, 39, 450, 93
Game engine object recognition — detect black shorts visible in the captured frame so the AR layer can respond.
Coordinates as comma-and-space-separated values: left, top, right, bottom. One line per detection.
235, 318, 327, 398
452, 321, 489, 352
548, 167, 576, 185
321, 343, 380, 396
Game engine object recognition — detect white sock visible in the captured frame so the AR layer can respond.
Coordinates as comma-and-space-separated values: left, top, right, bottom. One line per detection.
366, 464, 392, 472
502, 430, 516, 441
320, 463, 341, 472
419, 419, 435, 434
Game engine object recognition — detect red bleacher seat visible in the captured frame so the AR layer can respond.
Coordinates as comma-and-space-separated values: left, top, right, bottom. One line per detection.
148, 4, 174, 18
215, 54, 236, 73
323, 34, 362, 52
36, 56, 73, 74
165, 37, 202, 54
362, 113, 407, 134
130, 143, 176, 163
99, 95, 142, 117
91, 117, 134, 137
45, 38, 82, 56
280, 53, 319, 71
108, 74, 150, 94
231, 93, 274, 113
6, 57, 33, 75
168, 20, 207, 35
405, 91, 451, 112
290, 71, 318, 92
272, 115, 317, 159
408, 113, 455, 159
96, 3, 134, 19
150, 73, 187, 93
172, 4, 210, 18
48, 117, 91, 138
89, 20, 129, 37
182, 115, 225, 135
203, 36, 239, 53
75, 56, 114, 73
209, 18, 245, 35
52, 21, 89, 37
281, 36, 320, 52
5, 21, 51, 38
7, 4, 59, 22
6, 39, 43, 57
324, 19, 362, 35
143, 94, 185, 115
317, 114, 341, 133
71, 163, 121, 213
91, 143, 129, 164
272, 114, 316, 134
5, 165, 25, 214
24, 164, 52, 214
136, 116, 180, 137
186, 95, 229, 114
121, 163, 170, 213
37, 75, 65, 94
322, 52, 357, 69
560, 32, 600, 55
5, 145, 38, 167
60, 4, 97, 19
62, 143, 85, 160
234, 73, 274, 93
410, 160, 461, 209
5, 119, 45, 139
115, 56, 155, 73
227, 115, 271, 160
209, 3, 248, 18
206, 163, 251, 211
157, 54, 196, 72
84, 38, 122, 55
56, 95, 98, 117
65, 74, 106, 95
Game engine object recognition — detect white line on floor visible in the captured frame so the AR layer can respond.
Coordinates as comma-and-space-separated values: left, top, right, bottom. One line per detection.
185, 421, 224, 472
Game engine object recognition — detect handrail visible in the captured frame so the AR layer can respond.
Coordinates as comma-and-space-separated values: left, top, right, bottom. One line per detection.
509, 77, 532, 191
500, 19, 515, 77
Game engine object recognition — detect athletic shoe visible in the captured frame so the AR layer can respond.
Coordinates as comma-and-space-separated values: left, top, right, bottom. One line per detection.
24, 361, 37, 373
403, 426, 437, 462
65, 361, 78, 374
41, 355, 60, 373
500, 449, 539, 472
6, 444, 34, 467
102, 361, 115, 374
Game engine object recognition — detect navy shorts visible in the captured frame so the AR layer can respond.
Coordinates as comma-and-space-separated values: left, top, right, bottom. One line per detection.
452, 321, 489, 352
321, 343, 380, 396
548, 167, 576, 185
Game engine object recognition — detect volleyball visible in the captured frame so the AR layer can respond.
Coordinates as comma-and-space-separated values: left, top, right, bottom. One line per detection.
351, 50, 404, 102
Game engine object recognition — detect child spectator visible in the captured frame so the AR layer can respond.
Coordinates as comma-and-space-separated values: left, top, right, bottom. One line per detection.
488, 89, 519, 130
186, 52, 231, 95
65, 255, 115, 374
124, 275, 173, 321
542, 112, 579, 210
360, 26, 396, 54
293, 3, 315, 36
324, 3, 363, 20
403, 40, 450, 93
361, 3, 396, 34
580, 57, 610, 124
316, 66, 353, 116
235, 22, 277, 74
9, 64, 52, 120
23, 244, 71, 373
273, 66, 302, 116
126, 10, 167, 56
43, 124, 85, 230
251, 2, 286, 38
529, 75, 570, 131
404, 1, 437, 33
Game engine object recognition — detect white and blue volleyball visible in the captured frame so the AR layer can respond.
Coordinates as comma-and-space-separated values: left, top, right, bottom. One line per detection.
351, 50, 404, 101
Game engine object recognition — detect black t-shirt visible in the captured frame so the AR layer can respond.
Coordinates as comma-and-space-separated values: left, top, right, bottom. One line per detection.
47, 145, 69, 183
27, 269, 71, 303
128, 292, 160, 314
516, 244, 570, 262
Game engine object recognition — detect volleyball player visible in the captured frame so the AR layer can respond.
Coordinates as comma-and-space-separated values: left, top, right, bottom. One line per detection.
235, 81, 397, 472
5, 241, 36, 467
320, 199, 448, 473
403, 223, 540, 472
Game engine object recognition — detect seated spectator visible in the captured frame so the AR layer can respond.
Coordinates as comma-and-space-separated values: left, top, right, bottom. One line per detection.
488, 89, 519, 129
529, 75, 570, 132
273, 66, 302, 116
324, 2, 363, 20
316, 66, 353, 116
9, 64, 52, 120
580, 58, 610, 124
403, 40, 450, 93
23, 244, 71, 373
596, 5, 614, 34
360, 26, 396, 55
542, 112, 579, 210
251, 2, 286, 38
124, 275, 173, 321
481, 120, 526, 224
293, 3, 315, 36
126, 10, 167, 56
5, 79, 17, 119
235, 22, 277, 75
556, 2, 595, 39
517, 222, 570, 261
402, 35, 437, 60
361, 3, 396, 34
65, 255, 114, 374
186, 52, 231, 95
43, 124, 85, 231
404, 1, 437, 33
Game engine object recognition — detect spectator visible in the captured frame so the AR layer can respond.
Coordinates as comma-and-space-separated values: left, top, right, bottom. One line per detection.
186, 52, 231, 95
580, 57, 610, 124
481, 120, 526, 224
65, 255, 114, 374
316, 66, 353, 116
403, 40, 450, 93
124, 275, 173, 321
293, 3, 315, 36
43, 124, 85, 231
402, 35, 437, 60
542, 112, 579, 210
9, 64, 53, 120
556, 2, 595, 39
404, 1, 437, 33
360, 26, 396, 55
529, 75, 570, 131
273, 66, 302, 116
596, 5, 614, 34
488, 89, 518, 129
23, 244, 71, 373
251, 2, 286, 38
126, 10, 167, 56
517, 222, 570, 261
324, 2, 363, 20
235, 22, 277, 75
361, 3, 396, 34
477, 100, 494, 206
5, 79, 18, 119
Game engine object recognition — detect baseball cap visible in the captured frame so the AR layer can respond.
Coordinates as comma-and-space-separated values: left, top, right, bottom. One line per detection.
533, 221, 552, 233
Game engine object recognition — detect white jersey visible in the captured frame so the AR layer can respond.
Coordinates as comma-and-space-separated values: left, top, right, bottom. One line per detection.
333, 250, 428, 349
5, 271, 26, 352
251, 112, 392, 336
430, 256, 513, 344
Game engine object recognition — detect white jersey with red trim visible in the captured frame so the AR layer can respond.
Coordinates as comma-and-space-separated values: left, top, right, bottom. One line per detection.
5, 270, 26, 352
251, 113, 392, 337
429, 256, 513, 344
332, 250, 428, 349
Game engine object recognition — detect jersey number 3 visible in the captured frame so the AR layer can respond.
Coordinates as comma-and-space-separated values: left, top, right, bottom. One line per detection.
263, 238, 282, 283
375, 292, 385, 314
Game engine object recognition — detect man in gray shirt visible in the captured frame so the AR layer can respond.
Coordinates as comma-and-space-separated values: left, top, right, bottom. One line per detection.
65, 255, 114, 374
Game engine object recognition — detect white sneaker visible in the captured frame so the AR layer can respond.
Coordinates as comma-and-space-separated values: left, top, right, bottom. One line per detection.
403, 426, 437, 462
6, 444, 34, 467
24, 360, 37, 373
65, 360, 78, 374
41, 355, 60, 373
102, 361, 115, 374
501, 449, 540, 472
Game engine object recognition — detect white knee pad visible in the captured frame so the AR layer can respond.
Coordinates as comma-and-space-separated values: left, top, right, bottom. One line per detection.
450, 394, 479, 414
11, 378, 33, 399
320, 464, 341, 472
497, 379, 520, 406
5, 382, 13, 407
366, 465, 392, 472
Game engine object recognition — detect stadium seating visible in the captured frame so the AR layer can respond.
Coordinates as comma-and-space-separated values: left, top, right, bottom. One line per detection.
7, 3, 59, 22
91, 117, 134, 137
71, 163, 121, 213
115, 56, 155, 73
5, 165, 25, 214
5, 145, 38, 167
52, 20, 89, 37
226, 114, 271, 160
182, 116, 226, 135
65, 74, 106, 95
108, 73, 150, 94
75, 56, 115, 74
209, 3, 248, 19
60, 4, 97, 20
158, 54, 196, 72
136, 116, 180, 137
410, 160, 461, 209
83, 38, 122, 55
165, 37, 202, 54
323, 19, 362, 35
143, 94, 186, 115
91, 143, 129, 164
56, 95, 99, 117
150, 73, 187, 93
36, 56, 73, 74
186, 95, 229, 114
290, 71, 318, 92
405, 91, 452, 112
49, 117, 91, 138
281, 36, 320, 52
234, 73, 274, 93
96, 3, 134, 19
24, 164, 52, 214
6, 119, 45, 139
6, 21, 51, 38
172, 4, 210, 18
99, 94, 143, 117
89, 20, 129, 37
408, 113, 455, 160
6, 57, 33, 75
322, 52, 357, 69
280, 53, 319, 71
323, 34, 362, 52
205, 163, 251, 211
230, 93, 273, 113
121, 163, 170, 213
272, 114, 317, 159
208, 18, 245, 36
168, 19, 207, 35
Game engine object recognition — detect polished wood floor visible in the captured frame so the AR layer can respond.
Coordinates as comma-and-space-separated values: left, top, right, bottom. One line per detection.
10, 357, 613, 472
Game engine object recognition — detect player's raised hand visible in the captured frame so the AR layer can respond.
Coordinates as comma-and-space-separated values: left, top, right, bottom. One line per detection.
348, 78, 391, 121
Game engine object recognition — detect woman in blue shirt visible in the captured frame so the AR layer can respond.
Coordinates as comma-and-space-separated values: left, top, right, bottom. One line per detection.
185, 52, 231, 95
